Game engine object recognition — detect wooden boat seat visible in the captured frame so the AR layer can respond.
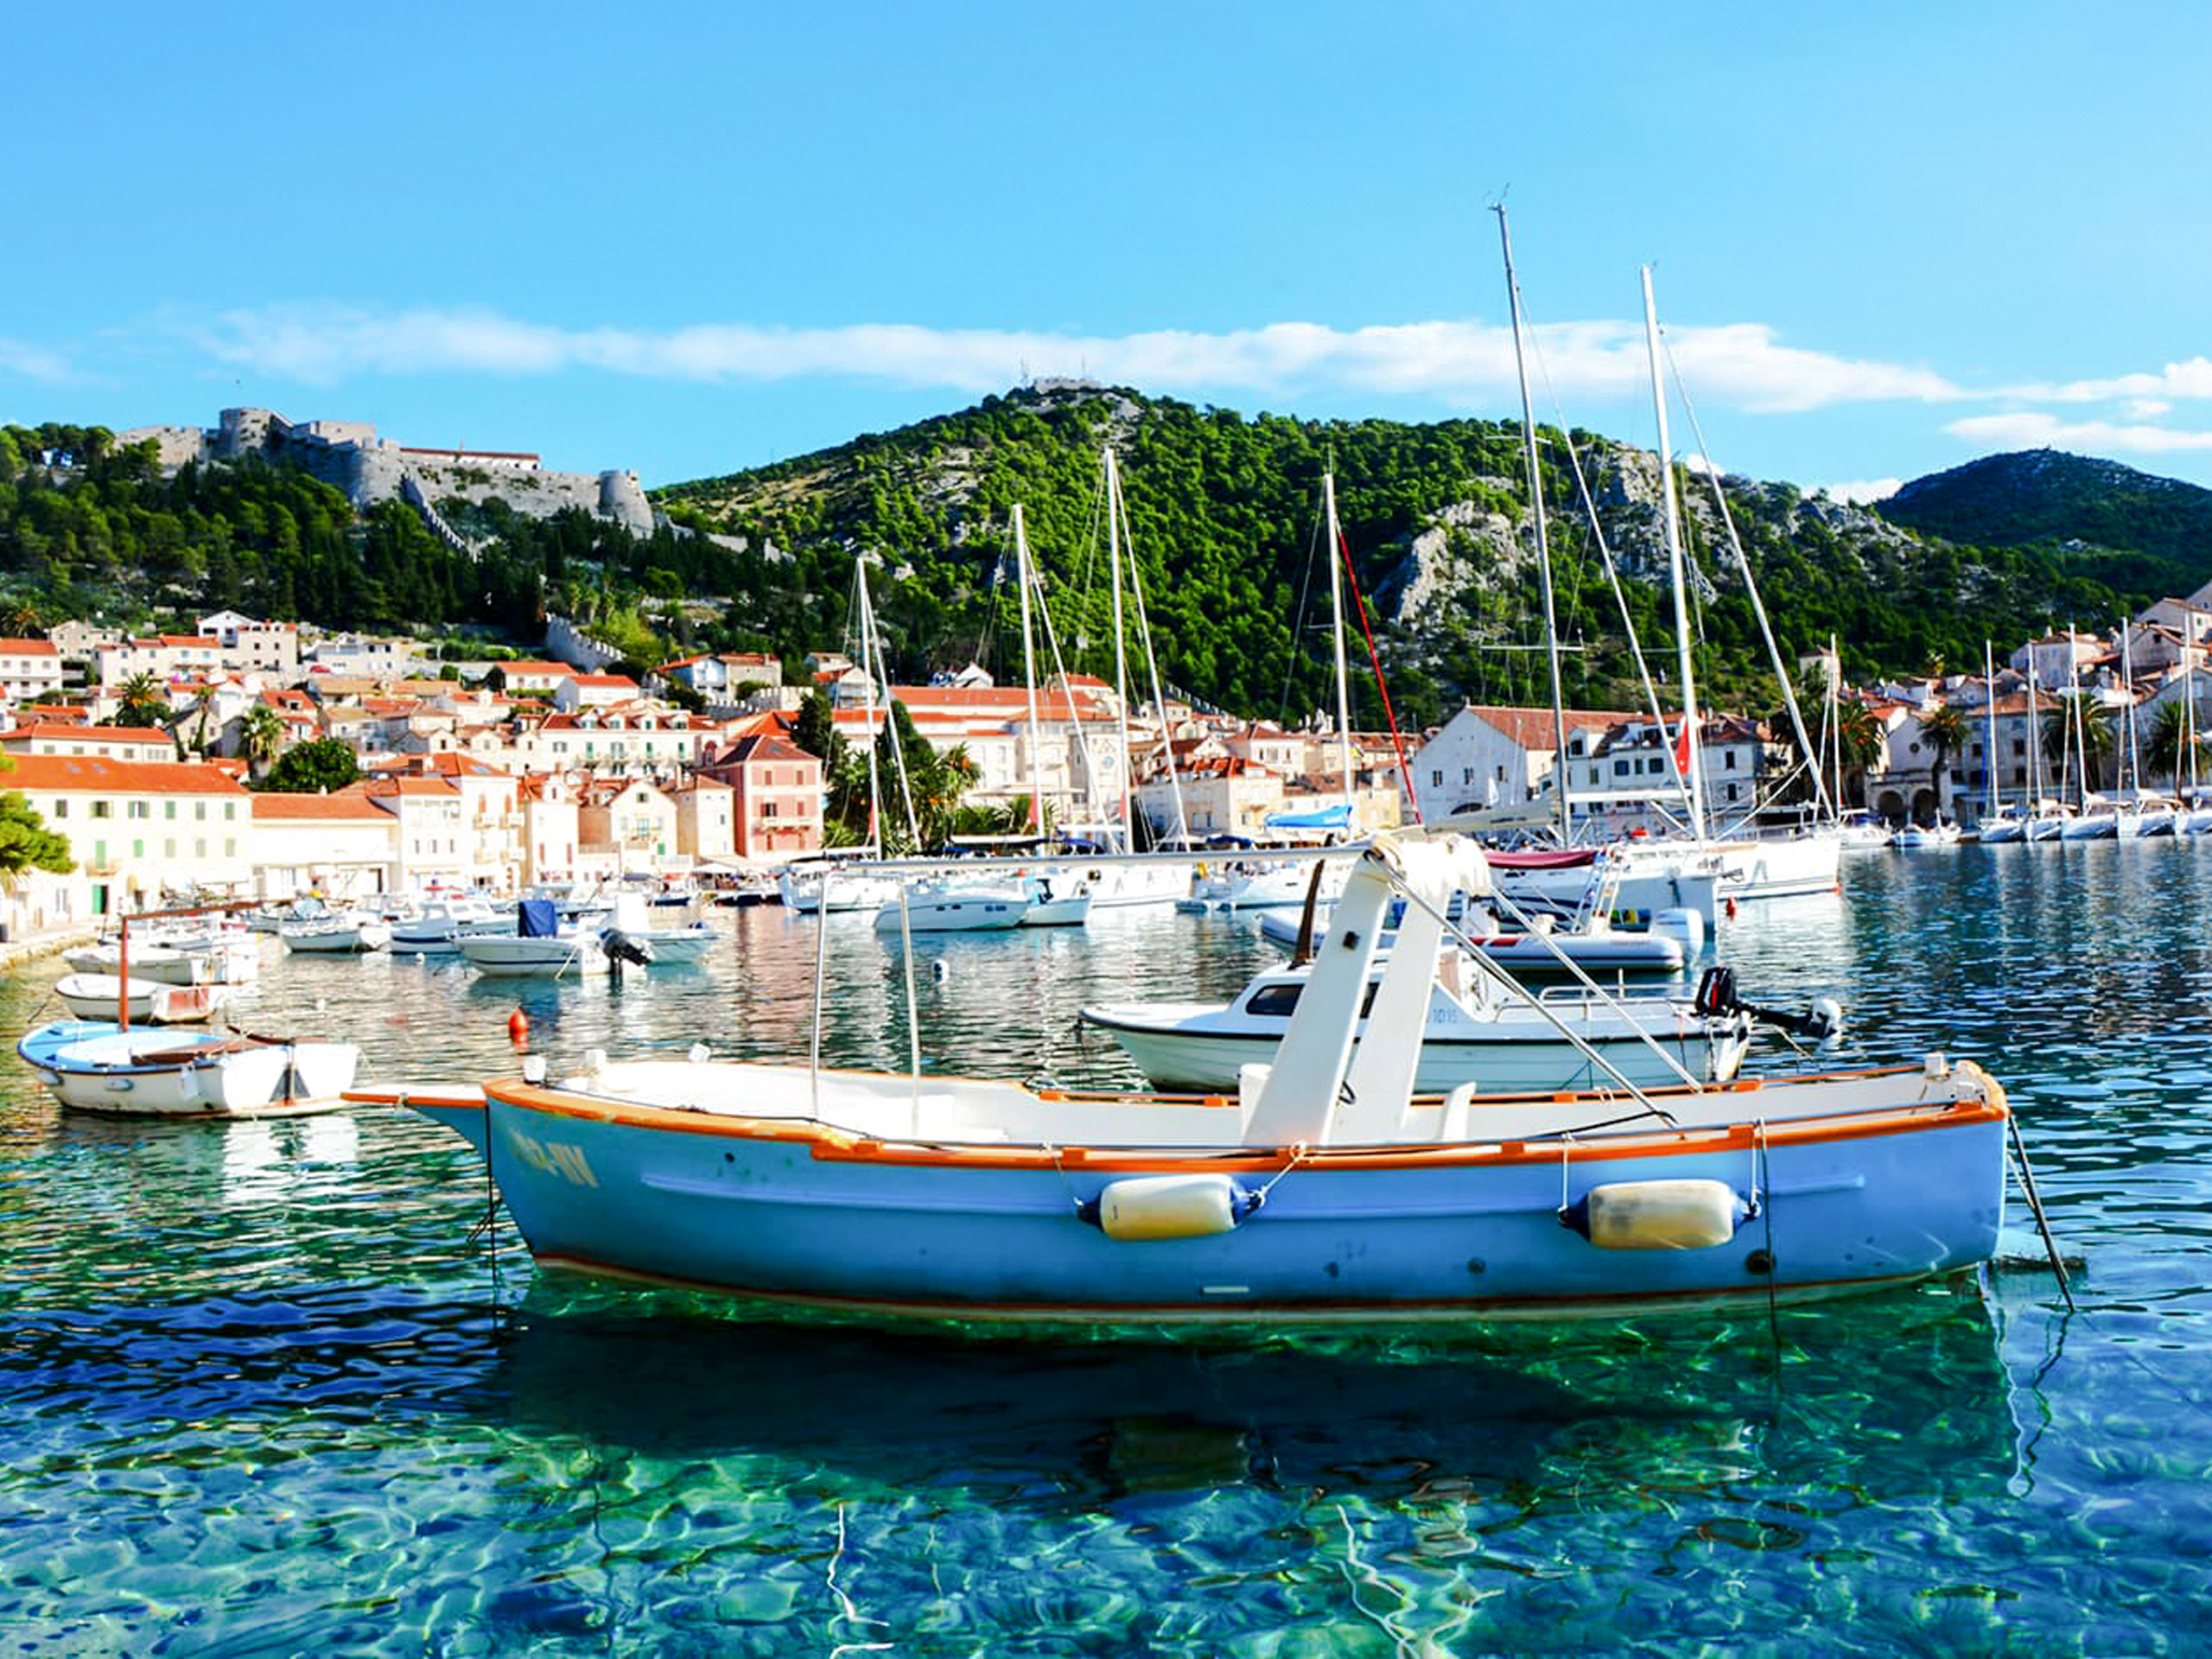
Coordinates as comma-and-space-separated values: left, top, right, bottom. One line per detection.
133, 1038, 268, 1065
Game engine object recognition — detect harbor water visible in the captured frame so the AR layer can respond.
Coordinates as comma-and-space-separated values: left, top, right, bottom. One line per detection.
4, 845, 2211, 1653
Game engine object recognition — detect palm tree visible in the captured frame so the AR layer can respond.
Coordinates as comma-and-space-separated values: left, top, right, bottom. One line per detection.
187, 684, 219, 757
113, 671, 165, 729
1919, 702, 1970, 822
2145, 700, 2202, 791
238, 703, 286, 780
1835, 702, 1884, 809
2043, 698, 2114, 795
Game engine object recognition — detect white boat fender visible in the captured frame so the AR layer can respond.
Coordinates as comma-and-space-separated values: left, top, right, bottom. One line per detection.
1560, 1179, 1750, 1250
1077, 1173, 1264, 1241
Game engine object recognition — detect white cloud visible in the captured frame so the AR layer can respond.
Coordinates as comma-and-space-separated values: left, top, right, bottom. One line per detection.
1815, 477, 1903, 505
1945, 411, 2212, 454
2001, 356, 2212, 404
0, 336, 73, 384
179, 302, 1969, 415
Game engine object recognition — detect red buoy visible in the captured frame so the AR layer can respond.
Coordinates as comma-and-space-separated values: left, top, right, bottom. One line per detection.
1724, 896, 1738, 920
507, 1008, 531, 1044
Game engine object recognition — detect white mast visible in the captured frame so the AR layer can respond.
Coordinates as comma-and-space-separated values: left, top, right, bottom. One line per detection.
1641, 267, 1706, 842
1323, 471, 1355, 808
1985, 640, 2000, 822
1496, 204, 1573, 845
2069, 619, 2091, 804
1013, 504, 1046, 832
857, 562, 919, 849
2121, 615, 2143, 798
1831, 633, 1846, 817
2189, 656, 2202, 800
1103, 448, 1137, 849
1112, 455, 1192, 844
2025, 648, 2044, 815
855, 563, 884, 855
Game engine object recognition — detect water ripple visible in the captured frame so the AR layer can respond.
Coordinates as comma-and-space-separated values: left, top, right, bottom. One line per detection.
3, 859, 2212, 1649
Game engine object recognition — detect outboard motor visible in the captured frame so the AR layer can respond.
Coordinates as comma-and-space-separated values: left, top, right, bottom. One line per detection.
1694, 965, 1845, 1047
600, 929, 655, 977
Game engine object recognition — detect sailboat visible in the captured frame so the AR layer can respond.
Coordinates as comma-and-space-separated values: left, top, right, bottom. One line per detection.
2019, 650, 2072, 841
1185, 474, 1367, 914
1484, 261, 1840, 924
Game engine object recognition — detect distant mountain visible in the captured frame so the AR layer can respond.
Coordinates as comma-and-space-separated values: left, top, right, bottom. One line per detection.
1879, 449, 2212, 602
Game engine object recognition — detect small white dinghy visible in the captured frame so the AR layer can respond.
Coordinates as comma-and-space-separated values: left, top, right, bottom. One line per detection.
53, 974, 230, 1026
17, 1021, 359, 1117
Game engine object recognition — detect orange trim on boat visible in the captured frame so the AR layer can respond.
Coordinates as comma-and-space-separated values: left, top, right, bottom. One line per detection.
476, 1071, 2005, 1174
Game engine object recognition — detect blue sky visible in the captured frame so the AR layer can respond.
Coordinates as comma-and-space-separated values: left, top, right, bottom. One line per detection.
10, 1, 2211, 499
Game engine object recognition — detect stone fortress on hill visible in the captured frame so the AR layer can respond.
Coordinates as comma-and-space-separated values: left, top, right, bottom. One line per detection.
118, 408, 658, 548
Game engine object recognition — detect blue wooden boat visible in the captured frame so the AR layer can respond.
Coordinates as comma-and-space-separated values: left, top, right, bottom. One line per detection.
359, 834, 2012, 1327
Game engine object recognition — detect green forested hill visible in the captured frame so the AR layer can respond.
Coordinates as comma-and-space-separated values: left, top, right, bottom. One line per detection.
1, 404, 2198, 728
658, 385, 2188, 726
1878, 449, 2212, 602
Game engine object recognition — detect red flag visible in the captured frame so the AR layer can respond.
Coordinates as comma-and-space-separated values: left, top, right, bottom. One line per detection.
1673, 718, 1694, 778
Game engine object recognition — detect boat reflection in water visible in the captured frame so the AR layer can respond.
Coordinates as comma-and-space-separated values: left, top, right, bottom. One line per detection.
479, 1274, 2023, 1515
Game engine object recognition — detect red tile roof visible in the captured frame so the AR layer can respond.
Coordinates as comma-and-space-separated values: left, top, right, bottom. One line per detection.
2, 723, 172, 745
1459, 704, 1640, 749
365, 776, 461, 798
3, 754, 245, 794
0, 638, 58, 655
250, 790, 390, 821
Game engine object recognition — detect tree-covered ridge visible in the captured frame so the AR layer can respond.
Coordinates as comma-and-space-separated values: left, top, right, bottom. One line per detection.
659, 385, 2190, 727
1879, 449, 2212, 590
1, 404, 2199, 735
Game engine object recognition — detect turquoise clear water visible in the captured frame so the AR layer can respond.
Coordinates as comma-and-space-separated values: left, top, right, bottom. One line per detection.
3, 847, 2210, 1653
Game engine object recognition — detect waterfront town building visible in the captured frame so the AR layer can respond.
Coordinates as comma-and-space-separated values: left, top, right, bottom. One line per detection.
0, 638, 65, 704
1, 724, 175, 762
699, 734, 823, 861
669, 776, 737, 865
2, 571, 2202, 938
4, 754, 251, 918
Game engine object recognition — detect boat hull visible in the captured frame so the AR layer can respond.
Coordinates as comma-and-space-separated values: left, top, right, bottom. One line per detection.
403, 1072, 2007, 1324
52, 975, 227, 1025
873, 892, 1029, 931
1255, 910, 1688, 976
1083, 1011, 1744, 1094
17, 1022, 359, 1118
282, 921, 392, 953
632, 927, 715, 963
460, 937, 607, 977
61, 945, 207, 986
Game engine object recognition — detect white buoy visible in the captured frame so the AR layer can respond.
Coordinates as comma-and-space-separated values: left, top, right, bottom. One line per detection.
688, 1042, 710, 1064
